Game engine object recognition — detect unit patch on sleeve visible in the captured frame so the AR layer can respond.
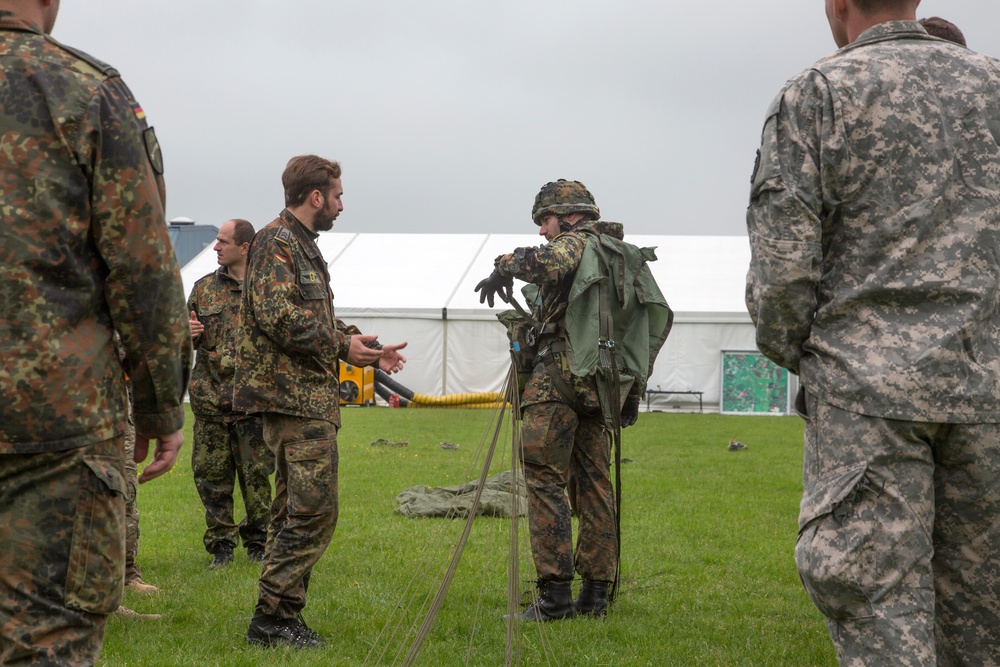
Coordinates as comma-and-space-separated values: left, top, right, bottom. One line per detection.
143, 127, 164, 175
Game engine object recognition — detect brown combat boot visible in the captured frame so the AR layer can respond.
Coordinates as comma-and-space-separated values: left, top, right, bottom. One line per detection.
508, 579, 576, 622
114, 605, 162, 621
125, 577, 159, 594
574, 579, 611, 617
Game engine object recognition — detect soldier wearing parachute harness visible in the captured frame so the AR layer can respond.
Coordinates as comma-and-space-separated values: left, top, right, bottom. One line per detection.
475, 180, 672, 621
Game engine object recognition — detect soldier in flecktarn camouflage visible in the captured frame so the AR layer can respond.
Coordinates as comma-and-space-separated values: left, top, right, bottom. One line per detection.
475, 180, 637, 622
0, 1, 192, 665
746, 1, 1000, 664
188, 219, 275, 570
236, 155, 407, 650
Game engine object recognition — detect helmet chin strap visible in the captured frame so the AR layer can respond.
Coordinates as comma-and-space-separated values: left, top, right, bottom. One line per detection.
557, 215, 575, 233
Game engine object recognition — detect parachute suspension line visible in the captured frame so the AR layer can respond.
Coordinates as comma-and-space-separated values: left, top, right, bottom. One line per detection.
398, 380, 513, 667
364, 381, 515, 666
503, 360, 562, 667
366, 362, 559, 666
463, 390, 517, 667
505, 362, 522, 667
364, 487, 478, 666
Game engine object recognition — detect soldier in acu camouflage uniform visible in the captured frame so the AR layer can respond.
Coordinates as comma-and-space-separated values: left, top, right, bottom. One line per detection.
235, 155, 407, 649
476, 180, 640, 621
0, 1, 191, 665
746, 1, 1000, 664
188, 219, 275, 570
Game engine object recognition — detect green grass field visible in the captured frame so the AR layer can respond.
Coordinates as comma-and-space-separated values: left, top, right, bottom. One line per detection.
98, 406, 837, 666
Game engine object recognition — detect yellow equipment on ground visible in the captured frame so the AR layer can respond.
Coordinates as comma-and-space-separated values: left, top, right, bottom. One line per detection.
339, 361, 375, 406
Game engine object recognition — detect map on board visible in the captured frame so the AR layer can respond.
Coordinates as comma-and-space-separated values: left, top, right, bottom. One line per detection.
720, 351, 789, 415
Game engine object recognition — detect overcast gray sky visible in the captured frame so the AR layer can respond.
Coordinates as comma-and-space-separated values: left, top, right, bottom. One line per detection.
55, 1, 1000, 236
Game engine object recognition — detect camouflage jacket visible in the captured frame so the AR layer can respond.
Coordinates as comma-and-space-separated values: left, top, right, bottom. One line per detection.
0, 16, 191, 452
746, 21, 1000, 422
188, 267, 247, 421
233, 210, 362, 426
494, 219, 627, 412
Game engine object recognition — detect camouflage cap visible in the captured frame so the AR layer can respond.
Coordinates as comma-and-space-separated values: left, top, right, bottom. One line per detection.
531, 179, 600, 225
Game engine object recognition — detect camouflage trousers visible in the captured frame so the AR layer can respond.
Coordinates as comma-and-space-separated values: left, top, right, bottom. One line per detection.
256, 413, 338, 620
192, 415, 274, 554
797, 392, 1000, 667
0, 437, 126, 667
520, 401, 617, 582
123, 405, 142, 582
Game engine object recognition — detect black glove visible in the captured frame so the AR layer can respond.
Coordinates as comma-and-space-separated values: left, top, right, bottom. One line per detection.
621, 394, 640, 428
474, 270, 513, 307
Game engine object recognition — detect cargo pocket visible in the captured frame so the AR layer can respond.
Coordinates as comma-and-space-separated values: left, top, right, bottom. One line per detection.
65, 455, 126, 615
795, 463, 932, 621
795, 463, 873, 619
285, 439, 337, 516
519, 403, 564, 467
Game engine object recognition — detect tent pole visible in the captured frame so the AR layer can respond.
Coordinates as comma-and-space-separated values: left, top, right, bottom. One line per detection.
441, 307, 448, 395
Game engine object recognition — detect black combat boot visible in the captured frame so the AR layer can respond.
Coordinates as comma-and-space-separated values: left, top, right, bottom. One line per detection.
246, 611, 326, 649
574, 579, 611, 617
509, 579, 576, 622
208, 544, 234, 570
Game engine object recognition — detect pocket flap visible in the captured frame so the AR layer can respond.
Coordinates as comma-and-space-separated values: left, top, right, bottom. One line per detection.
83, 456, 127, 496
798, 462, 868, 533
285, 440, 329, 463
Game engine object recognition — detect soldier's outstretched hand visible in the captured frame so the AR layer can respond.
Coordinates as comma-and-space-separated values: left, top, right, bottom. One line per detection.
347, 334, 384, 366
474, 270, 513, 308
379, 341, 408, 374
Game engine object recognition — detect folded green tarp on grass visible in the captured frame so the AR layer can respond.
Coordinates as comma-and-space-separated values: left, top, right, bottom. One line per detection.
395, 470, 527, 518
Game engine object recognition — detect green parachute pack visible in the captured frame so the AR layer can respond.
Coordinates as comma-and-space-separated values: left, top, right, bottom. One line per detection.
500, 231, 673, 429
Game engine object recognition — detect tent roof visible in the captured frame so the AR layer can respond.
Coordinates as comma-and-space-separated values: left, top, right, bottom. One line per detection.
181, 233, 751, 321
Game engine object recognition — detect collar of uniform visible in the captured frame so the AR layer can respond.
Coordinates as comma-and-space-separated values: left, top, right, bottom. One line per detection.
216, 266, 243, 289
852, 20, 926, 47
0, 13, 43, 34
278, 209, 324, 262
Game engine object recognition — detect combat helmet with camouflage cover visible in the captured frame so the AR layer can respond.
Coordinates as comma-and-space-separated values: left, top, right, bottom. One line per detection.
531, 179, 600, 225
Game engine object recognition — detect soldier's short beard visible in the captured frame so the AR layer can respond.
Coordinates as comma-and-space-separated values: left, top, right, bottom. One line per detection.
313, 203, 336, 232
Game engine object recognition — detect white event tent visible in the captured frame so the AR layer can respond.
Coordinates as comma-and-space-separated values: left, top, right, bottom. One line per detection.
180, 233, 756, 412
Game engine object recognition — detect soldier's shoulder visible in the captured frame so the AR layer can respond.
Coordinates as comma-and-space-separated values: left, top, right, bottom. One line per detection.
48, 39, 119, 79
193, 271, 218, 290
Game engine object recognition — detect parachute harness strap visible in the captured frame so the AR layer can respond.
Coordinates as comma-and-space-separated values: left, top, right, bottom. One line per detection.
594, 240, 623, 604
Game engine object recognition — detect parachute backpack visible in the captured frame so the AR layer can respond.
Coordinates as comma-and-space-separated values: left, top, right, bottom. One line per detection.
501, 230, 672, 429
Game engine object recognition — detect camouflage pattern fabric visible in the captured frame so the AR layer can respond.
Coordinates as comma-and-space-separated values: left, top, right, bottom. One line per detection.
520, 402, 616, 582
0, 14, 188, 665
494, 219, 620, 583
192, 417, 273, 554
256, 413, 339, 620
747, 20, 1000, 666
0, 437, 126, 666
188, 268, 244, 418
0, 15, 191, 453
234, 210, 362, 425
123, 395, 142, 583
797, 392, 1000, 666
188, 267, 274, 554
746, 21, 1000, 423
